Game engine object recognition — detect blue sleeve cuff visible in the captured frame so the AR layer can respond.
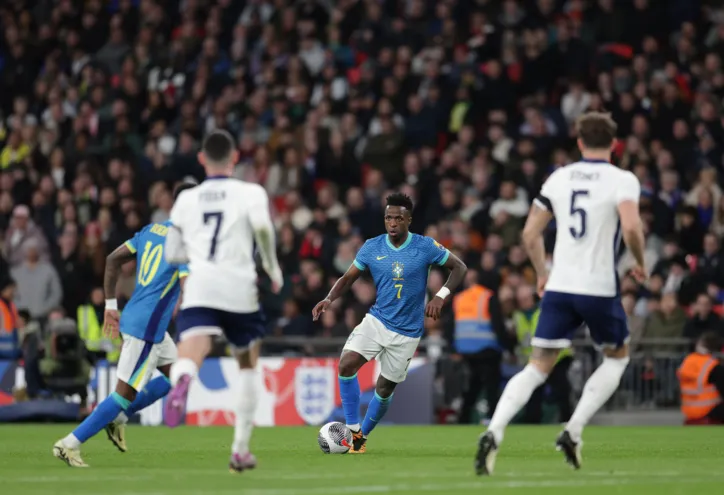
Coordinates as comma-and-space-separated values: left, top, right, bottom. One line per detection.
353, 259, 366, 271
437, 250, 450, 266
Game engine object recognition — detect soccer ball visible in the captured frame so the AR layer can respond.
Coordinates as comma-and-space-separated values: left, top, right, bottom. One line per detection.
318, 422, 353, 454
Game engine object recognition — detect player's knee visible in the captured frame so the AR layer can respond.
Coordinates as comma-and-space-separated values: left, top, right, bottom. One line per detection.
115, 380, 137, 403
602, 343, 629, 360
158, 364, 172, 379
338, 353, 363, 377
526, 361, 552, 381
375, 375, 398, 398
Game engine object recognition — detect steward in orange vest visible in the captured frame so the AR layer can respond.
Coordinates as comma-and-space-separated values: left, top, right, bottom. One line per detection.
0, 278, 20, 359
678, 332, 724, 422
453, 272, 512, 424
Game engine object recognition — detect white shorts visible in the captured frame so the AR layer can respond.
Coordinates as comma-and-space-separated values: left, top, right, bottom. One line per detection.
343, 314, 420, 383
116, 333, 177, 391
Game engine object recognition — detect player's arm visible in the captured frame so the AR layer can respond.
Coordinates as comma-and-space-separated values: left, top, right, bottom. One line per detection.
617, 173, 646, 282
425, 252, 467, 320
173, 267, 189, 318
440, 252, 467, 293
103, 242, 136, 337
521, 201, 553, 295
312, 263, 364, 321
248, 188, 284, 293
165, 196, 190, 264
165, 225, 189, 264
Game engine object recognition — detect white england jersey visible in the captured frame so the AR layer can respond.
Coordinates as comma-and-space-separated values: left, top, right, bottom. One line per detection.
169, 177, 276, 313
535, 159, 640, 297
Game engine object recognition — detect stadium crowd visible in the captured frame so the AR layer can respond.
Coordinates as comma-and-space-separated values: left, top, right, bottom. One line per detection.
1, 0, 724, 416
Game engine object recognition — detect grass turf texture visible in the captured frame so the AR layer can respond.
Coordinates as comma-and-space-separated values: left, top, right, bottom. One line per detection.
1, 425, 722, 494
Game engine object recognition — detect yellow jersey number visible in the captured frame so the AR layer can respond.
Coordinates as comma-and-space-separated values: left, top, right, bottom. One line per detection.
138, 241, 163, 286
395, 284, 403, 299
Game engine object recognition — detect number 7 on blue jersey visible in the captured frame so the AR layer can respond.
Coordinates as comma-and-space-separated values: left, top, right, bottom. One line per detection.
203, 211, 223, 260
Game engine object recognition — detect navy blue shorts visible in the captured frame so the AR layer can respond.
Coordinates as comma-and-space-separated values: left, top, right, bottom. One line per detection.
534, 291, 629, 349
176, 307, 266, 349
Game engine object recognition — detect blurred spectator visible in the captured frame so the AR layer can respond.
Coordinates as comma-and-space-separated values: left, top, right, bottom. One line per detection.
641, 293, 688, 353
11, 241, 62, 320
3, 205, 49, 267
77, 286, 120, 364
683, 294, 724, 341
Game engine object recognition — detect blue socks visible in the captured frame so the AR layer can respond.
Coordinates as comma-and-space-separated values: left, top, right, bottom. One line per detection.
72, 392, 129, 443
67, 377, 172, 446
362, 392, 394, 436
125, 376, 171, 416
338, 374, 361, 428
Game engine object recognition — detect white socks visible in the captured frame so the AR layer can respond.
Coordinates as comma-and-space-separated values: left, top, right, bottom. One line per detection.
347, 423, 361, 432
170, 358, 199, 386
62, 434, 81, 449
488, 364, 547, 445
232, 368, 259, 455
566, 356, 629, 442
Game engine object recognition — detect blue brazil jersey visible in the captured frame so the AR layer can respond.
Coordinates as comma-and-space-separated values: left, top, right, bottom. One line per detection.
353, 233, 450, 338
119, 221, 189, 344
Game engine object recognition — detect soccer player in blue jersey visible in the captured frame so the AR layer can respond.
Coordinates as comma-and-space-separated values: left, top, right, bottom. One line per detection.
312, 192, 467, 453
53, 183, 196, 467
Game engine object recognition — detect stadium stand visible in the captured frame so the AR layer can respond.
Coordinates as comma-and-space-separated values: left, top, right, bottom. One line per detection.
0, 0, 723, 423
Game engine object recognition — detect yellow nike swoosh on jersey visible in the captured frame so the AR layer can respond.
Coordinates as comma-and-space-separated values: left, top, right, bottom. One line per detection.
376, 256, 388, 260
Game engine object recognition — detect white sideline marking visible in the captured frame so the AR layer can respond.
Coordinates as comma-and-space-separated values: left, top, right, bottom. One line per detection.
109, 477, 724, 495
14, 470, 704, 483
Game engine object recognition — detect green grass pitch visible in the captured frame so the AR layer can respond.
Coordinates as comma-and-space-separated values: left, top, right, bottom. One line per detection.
1, 425, 722, 494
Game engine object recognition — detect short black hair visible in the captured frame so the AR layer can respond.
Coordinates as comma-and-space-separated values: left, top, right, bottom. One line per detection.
699, 331, 721, 353
173, 181, 197, 201
202, 129, 236, 164
386, 192, 414, 212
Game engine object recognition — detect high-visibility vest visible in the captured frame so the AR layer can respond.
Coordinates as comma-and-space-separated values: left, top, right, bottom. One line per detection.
77, 305, 121, 363
0, 298, 19, 355
678, 353, 722, 420
514, 308, 572, 362
453, 284, 500, 354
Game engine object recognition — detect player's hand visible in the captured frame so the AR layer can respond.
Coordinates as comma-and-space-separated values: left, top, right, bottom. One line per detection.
312, 298, 331, 321
630, 265, 648, 284
535, 273, 548, 298
425, 296, 445, 321
271, 280, 283, 294
102, 309, 120, 339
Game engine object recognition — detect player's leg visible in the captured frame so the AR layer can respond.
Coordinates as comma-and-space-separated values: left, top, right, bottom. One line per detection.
476, 292, 579, 476
339, 315, 383, 451
107, 334, 177, 450
557, 296, 630, 469
355, 331, 419, 452
226, 310, 266, 473
338, 351, 367, 429
229, 339, 261, 473
165, 308, 220, 427
54, 336, 156, 467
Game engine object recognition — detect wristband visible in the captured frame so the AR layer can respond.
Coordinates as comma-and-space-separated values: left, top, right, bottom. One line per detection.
435, 287, 451, 300
105, 299, 118, 310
